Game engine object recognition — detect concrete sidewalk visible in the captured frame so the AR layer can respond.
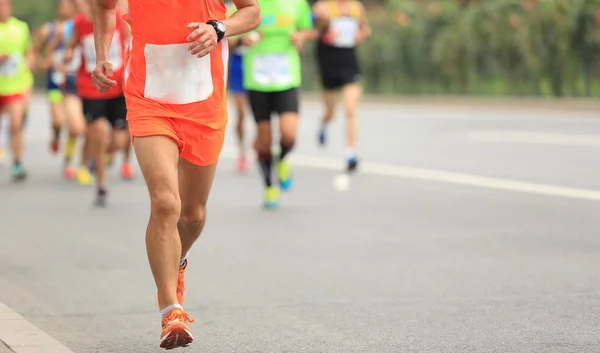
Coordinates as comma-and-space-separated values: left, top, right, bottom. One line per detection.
0, 341, 13, 353
0, 302, 74, 353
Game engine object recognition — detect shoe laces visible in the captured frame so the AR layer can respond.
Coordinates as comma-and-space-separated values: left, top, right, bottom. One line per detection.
162, 310, 194, 329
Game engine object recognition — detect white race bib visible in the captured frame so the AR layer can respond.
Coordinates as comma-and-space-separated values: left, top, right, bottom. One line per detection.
0, 55, 19, 77
51, 50, 67, 85
67, 46, 82, 74
81, 33, 123, 73
252, 53, 291, 86
143, 43, 214, 105
330, 18, 359, 48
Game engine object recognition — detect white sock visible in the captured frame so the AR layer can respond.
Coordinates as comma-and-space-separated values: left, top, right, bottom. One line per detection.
160, 303, 182, 317
344, 149, 356, 160
180, 252, 189, 267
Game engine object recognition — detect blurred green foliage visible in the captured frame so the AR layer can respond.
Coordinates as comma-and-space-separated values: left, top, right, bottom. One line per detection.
13, 0, 600, 96
303, 0, 600, 96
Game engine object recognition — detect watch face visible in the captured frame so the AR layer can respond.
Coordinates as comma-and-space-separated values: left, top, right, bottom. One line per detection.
217, 22, 226, 32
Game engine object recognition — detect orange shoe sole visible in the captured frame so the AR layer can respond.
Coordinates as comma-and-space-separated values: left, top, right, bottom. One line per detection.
160, 323, 193, 350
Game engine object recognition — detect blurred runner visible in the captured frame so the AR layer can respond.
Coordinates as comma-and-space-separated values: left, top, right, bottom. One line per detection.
32, 0, 73, 157
243, 0, 314, 208
0, 0, 34, 181
42, 0, 91, 181
105, 0, 134, 180
226, 1, 252, 174
65, 0, 128, 205
92, 0, 259, 349
313, 0, 370, 172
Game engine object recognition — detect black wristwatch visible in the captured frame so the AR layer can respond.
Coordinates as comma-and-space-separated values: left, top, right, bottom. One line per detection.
206, 20, 226, 43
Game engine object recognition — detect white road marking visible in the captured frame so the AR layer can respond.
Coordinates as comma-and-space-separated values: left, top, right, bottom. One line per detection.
221, 148, 600, 202
466, 130, 600, 147
0, 301, 74, 353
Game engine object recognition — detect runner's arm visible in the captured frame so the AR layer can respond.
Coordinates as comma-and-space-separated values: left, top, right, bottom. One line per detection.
24, 24, 35, 71
225, 0, 261, 37
93, 0, 119, 64
45, 26, 64, 67
356, 2, 371, 44
291, 0, 318, 49
32, 24, 49, 71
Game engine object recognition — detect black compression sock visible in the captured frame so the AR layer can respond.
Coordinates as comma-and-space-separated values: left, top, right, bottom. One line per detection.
257, 150, 273, 187
279, 142, 293, 161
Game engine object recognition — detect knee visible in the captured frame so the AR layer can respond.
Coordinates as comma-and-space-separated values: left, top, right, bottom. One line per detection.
255, 131, 272, 153
90, 122, 106, 142
280, 137, 295, 150
180, 204, 206, 226
150, 190, 181, 220
10, 121, 22, 134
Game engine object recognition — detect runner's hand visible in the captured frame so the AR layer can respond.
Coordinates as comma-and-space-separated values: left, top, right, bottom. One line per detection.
92, 60, 117, 93
64, 49, 74, 64
290, 32, 306, 53
186, 22, 218, 58
241, 32, 260, 47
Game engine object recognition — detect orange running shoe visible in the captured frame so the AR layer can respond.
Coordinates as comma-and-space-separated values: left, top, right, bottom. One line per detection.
159, 308, 194, 349
236, 155, 248, 174
50, 140, 59, 154
121, 162, 134, 180
63, 166, 76, 180
158, 260, 188, 310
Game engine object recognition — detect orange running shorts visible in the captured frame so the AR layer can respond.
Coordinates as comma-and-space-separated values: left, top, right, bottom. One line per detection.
129, 116, 226, 166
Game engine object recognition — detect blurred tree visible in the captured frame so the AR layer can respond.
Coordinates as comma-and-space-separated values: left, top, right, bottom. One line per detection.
14, 0, 600, 96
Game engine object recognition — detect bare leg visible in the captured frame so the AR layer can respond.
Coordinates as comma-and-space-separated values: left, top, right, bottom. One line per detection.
177, 159, 218, 259
134, 135, 181, 310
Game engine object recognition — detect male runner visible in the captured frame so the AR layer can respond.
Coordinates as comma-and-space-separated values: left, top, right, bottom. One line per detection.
92, 0, 260, 348
0, 0, 34, 181
33, 0, 74, 158
313, 0, 370, 172
65, 0, 129, 205
243, 0, 314, 208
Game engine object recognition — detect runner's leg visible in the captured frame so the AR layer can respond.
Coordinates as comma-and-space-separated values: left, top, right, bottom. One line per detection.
0, 114, 8, 161
134, 135, 181, 309
341, 82, 362, 172
64, 94, 86, 179
233, 92, 248, 173
48, 90, 66, 153
177, 159, 217, 262
318, 89, 336, 146
6, 97, 27, 180
248, 90, 278, 207
88, 117, 109, 204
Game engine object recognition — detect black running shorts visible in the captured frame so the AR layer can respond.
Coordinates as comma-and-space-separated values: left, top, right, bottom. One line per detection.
82, 95, 128, 130
247, 88, 299, 123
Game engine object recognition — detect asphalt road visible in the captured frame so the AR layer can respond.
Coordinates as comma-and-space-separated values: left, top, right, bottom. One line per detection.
1, 95, 600, 353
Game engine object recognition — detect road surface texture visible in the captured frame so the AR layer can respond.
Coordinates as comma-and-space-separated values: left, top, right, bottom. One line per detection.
1, 95, 600, 353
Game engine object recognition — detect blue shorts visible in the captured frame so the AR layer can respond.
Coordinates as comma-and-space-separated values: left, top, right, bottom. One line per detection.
228, 53, 245, 94
46, 70, 61, 91
63, 75, 77, 96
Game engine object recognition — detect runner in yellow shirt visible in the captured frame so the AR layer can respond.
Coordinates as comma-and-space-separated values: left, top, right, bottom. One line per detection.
0, 0, 34, 181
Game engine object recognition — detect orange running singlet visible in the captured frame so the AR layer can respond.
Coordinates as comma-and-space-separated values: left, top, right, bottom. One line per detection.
124, 0, 229, 166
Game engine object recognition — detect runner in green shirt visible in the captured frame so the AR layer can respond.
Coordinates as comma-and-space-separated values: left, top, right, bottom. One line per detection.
0, 0, 34, 181
243, 0, 315, 208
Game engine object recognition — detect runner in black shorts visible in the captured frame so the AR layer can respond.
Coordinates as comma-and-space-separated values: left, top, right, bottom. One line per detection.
65, 0, 129, 206
243, 0, 314, 208
313, 0, 370, 172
